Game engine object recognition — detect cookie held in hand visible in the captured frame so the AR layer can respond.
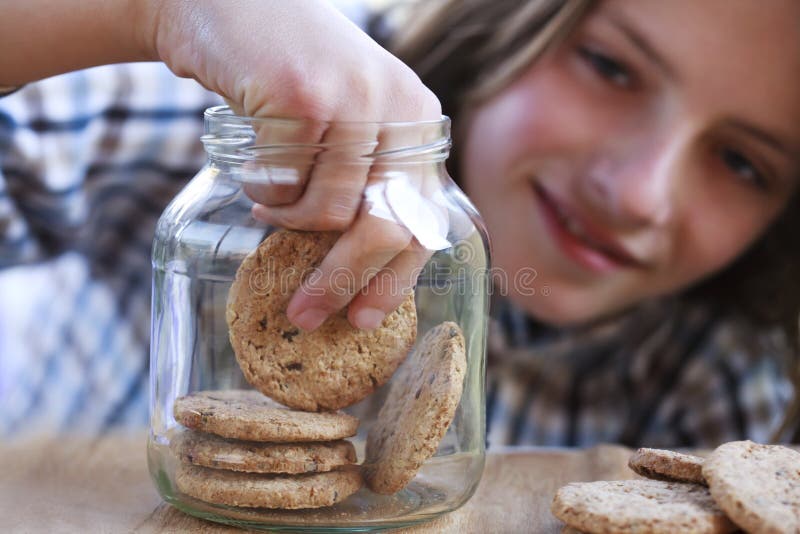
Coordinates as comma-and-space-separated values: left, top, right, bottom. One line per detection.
226, 230, 417, 411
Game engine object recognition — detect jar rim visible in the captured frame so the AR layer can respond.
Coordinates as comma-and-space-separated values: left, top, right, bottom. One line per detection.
202, 105, 452, 165
204, 105, 451, 128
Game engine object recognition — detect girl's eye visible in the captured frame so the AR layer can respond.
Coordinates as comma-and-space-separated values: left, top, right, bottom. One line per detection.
721, 147, 768, 191
578, 46, 634, 88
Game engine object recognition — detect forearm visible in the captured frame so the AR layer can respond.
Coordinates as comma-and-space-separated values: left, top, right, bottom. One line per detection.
0, 0, 158, 85
0, 0, 440, 120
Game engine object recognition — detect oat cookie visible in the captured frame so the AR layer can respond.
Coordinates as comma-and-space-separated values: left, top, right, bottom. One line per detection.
551, 479, 736, 534
226, 230, 417, 411
173, 390, 358, 442
628, 448, 706, 485
364, 321, 467, 494
703, 440, 800, 534
171, 430, 357, 474
175, 463, 363, 509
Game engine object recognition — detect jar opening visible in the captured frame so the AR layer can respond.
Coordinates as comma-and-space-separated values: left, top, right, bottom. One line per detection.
201, 106, 452, 166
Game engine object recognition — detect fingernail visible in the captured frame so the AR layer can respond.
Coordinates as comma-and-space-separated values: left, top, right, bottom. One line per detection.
353, 307, 386, 330
251, 204, 272, 223
291, 308, 328, 331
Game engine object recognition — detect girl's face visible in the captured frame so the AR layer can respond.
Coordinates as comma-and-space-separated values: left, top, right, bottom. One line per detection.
462, 0, 800, 325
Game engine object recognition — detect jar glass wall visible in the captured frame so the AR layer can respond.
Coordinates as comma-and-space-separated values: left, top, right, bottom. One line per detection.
148, 106, 490, 531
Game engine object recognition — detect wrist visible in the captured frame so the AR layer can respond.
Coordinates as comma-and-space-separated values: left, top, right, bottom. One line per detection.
127, 0, 171, 63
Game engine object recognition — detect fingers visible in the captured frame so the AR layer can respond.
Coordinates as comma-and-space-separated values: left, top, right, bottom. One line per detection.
269, 116, 448, 331
251, 122, 377, 231
242, 118, 328, 207
347, 240, 432, 329
285, 206, 414, 331
233, 69, 445, 330
267, 171, 447, 331
239, 61, 440, 211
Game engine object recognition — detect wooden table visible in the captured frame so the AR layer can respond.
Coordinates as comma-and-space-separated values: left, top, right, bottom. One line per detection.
0, 433, 637, 533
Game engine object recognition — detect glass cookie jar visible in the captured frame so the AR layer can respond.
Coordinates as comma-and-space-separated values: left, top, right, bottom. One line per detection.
148, 105, 490, 531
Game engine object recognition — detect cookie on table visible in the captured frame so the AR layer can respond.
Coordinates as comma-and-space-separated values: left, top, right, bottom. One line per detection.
173, 389, 358, 442
364, 321, 467, 495
551, 479, 737, 534
175, 463, 363, 509
226, 230, 418, 412
702, 440, 800, 534
171, 430, 357, 474
628, 448, 706, 485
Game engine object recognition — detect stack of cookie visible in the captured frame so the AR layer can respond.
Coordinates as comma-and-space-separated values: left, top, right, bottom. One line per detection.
551, 440, 800, 533
171, 390, 363, 509
170, 230, 469, 509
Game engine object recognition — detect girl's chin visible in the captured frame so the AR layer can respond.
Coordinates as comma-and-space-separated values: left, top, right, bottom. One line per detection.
506, 287, 624, 328
506, 291, 585, 327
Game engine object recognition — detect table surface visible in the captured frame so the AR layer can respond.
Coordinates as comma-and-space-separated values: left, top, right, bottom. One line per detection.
0, 433, 638, 533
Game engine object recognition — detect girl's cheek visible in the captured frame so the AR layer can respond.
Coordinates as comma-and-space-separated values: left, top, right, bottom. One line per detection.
503, 61, 627, 159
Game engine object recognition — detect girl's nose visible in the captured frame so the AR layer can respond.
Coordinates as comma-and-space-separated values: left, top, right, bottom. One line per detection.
580, 131, 688, 230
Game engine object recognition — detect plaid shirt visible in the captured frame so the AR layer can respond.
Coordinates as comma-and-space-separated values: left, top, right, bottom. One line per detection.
0, 63, 221, 435
1, 62, 793, 446
486, 296, 794, 448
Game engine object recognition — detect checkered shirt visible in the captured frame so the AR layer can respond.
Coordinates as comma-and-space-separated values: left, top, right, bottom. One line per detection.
0, 63, 793, 446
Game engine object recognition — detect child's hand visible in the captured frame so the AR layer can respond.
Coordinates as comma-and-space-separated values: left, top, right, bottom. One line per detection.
147, 0, 442, 331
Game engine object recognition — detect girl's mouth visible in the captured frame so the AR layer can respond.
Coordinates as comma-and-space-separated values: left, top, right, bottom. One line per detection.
532, 182, 645, 273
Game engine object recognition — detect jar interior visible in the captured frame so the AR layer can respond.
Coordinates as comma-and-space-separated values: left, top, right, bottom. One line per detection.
149, 131, 488, 531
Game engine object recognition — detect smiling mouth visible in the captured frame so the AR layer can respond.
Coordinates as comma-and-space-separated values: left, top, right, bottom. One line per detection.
532, 182, 645, 270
